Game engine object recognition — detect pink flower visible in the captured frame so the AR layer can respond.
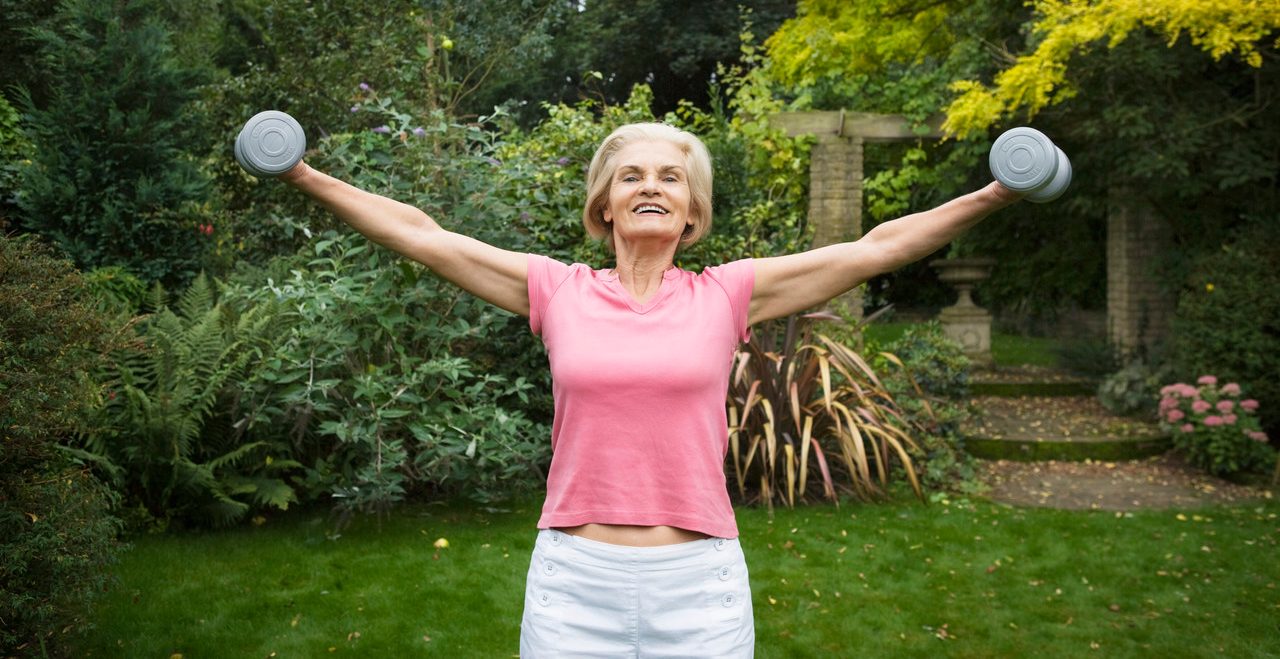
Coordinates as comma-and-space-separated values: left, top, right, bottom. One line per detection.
1216, 400, 1234, 413
1221, 382, 1241, 396
1192, 400, 1212, 414
1160, 384, 1180, 396
1222, 414, 1237, 424
1159, 397, 1179, 412
1247, 431, 1269, 443
1179, 384, 1199, 397
1180, 424, 1195, 433
1241, 399, 1260, 411
1203, 416, 1224, 427
1166, 410, 1186, 422
1197, 375, 1218, 385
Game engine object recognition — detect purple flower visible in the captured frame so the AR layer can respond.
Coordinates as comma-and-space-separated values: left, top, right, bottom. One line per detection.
372, 125, 391, 134
413, 126, 426, 137
556, 156, 571, 166
486, 157, 501, 166
350, 105, 360, 113
359, 82, 372, 91
520, 211, 531, 221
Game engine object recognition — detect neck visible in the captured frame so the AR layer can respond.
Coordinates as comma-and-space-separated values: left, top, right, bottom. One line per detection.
611, 250, 675, 302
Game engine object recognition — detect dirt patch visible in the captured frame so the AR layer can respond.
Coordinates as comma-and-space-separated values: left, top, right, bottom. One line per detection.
979, 453, 1273, 510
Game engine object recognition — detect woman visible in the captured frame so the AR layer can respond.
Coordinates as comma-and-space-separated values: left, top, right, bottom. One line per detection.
280, 122, 1021, 656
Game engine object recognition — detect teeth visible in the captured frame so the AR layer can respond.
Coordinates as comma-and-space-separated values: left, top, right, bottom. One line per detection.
635, 205, 667, 214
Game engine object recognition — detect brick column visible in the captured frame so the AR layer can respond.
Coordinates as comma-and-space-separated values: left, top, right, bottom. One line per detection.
807, 135, 864, 321
1107, 188, 1173, 356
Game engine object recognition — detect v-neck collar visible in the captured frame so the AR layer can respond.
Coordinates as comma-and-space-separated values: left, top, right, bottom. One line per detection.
597, 266, 682, 314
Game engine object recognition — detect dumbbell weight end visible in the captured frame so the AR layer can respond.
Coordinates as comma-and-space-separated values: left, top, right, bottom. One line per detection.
235, 111, 306, 178
989, 126, 1071, 204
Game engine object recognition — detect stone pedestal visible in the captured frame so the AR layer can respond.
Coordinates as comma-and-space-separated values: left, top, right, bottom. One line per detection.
931, 258, 996, 366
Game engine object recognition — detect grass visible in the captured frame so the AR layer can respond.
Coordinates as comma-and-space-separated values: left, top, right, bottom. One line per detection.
863, 321, 1062, 368
69, 496, 1280, 658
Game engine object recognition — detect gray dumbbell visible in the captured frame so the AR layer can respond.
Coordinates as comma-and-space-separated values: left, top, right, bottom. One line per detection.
235, 110, 306, 178
989, 127, 1071, 203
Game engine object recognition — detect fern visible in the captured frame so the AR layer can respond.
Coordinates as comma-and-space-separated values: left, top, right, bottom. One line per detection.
87, 275, 297, 526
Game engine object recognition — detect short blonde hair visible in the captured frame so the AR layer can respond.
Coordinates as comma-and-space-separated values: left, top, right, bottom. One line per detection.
582, 123, 713, 251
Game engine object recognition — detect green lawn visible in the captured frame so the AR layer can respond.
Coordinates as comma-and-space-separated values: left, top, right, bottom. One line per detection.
70, 496, 1280, 658
863, 321, 1062, 368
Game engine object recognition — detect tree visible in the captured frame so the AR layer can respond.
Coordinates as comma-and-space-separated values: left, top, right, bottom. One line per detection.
489, 0, 797, 122
16, 0, 214, 287
944, 0, 1280, 136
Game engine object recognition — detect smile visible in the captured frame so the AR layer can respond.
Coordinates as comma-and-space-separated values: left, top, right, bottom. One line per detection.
634, 204, 668, 215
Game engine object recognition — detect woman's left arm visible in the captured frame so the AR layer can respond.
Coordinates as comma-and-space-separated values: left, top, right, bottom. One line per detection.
748, 181, 1021, 326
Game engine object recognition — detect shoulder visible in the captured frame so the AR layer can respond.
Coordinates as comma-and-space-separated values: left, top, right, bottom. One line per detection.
697, 258, 755, 288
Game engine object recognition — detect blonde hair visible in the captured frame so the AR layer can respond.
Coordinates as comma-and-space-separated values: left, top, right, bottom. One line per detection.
582, 123, 713, 251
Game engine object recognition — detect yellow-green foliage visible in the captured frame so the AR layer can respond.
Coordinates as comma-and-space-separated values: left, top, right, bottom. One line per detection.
765, 0, 959, 89
945, 0, 1280, 137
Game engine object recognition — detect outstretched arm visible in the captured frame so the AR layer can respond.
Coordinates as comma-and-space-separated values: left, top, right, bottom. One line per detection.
281, 161, 530, 317
748, 181, 1020, 325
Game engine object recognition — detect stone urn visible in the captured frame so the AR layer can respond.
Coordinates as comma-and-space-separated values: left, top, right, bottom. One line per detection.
930, 257, 996, 366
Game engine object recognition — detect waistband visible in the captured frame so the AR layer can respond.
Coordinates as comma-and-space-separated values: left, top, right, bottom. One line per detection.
535, 529, 739, 570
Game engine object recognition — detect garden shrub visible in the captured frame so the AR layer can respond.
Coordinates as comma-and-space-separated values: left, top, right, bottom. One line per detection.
1159, 377, 1272, 477
221, 231, 552, 515
874, 322, 981, 493
1098, 357, 1175, 418
1171, 221, 1280, 438
0, 235, 123, 656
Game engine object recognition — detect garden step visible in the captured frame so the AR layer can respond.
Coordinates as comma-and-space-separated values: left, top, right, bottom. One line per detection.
962, 395, 1169, 462
970, 365, 1097, 397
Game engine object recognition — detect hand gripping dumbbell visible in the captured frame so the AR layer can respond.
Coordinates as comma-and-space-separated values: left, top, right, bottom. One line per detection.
989, 127, 1071, 203
234, 110, 306, 177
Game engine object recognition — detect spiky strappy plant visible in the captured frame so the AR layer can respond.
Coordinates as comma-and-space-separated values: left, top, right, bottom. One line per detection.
726, 312, 926, 508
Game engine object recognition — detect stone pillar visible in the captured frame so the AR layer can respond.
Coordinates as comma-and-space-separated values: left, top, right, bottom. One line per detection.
808, 135, 864, 321
1107, 189, 1174, 356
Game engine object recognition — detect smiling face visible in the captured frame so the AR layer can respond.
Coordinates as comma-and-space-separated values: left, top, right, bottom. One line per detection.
601, 140, 693, 251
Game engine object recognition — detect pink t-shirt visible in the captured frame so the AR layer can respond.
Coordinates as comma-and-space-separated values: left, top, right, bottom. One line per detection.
527, 254, 755, 539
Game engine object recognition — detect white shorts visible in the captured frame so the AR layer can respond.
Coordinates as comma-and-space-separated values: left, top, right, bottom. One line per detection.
520, 529, 755, 658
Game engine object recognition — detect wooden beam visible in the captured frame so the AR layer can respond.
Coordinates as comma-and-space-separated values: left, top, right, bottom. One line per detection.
767, 111, 944, 141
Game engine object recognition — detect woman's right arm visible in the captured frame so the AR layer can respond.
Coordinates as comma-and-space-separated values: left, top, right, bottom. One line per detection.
281, 161, 530, 317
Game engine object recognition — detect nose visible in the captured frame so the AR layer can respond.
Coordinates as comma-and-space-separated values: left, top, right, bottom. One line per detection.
640, 175, 660, 195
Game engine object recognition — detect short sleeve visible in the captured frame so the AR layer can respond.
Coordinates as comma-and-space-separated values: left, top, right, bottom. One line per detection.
527, 254, 573, 336
702, 259, 755, 343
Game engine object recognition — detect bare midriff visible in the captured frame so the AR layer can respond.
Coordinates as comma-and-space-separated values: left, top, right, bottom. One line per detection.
555, 523, 711, 547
